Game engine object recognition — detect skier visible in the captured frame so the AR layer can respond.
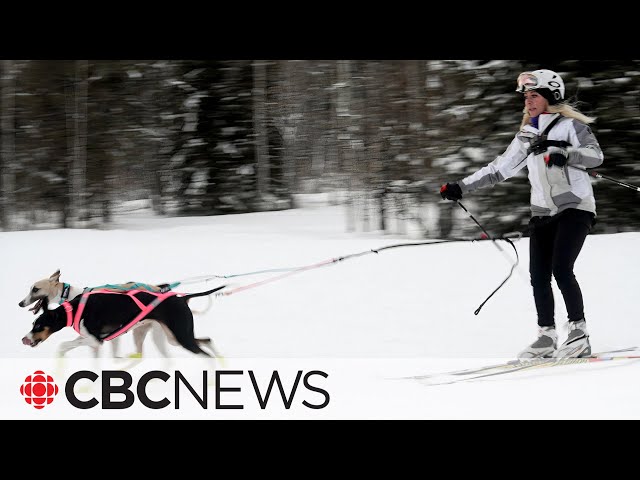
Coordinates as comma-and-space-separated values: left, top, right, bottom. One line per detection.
439, 69, 603, 358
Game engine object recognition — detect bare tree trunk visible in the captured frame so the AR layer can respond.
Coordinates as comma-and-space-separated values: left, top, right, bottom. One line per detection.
405, 60, 421, 176
325, 63, 341, 206
405, 60, 429, 237
279, 60, 302, 208
64, 80, 74, 228
336, 60, 354, 232
147, 135, 165, 216
63, 61, 88, 228
253, 60, 269, 201
353, 62, 370, 232
1, 60, 16, 231
145, 134, 164, 216
425, 61, 452, 238
363, 61, 385, 232
73, 60, 88, 224
143, 62, 166, 216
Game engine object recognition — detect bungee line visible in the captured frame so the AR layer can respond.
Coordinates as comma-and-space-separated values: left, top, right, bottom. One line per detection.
167, 234, 521, 303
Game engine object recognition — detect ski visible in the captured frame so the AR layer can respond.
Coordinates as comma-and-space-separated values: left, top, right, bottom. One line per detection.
401, 347, 640, 386
433, 352, 640, 386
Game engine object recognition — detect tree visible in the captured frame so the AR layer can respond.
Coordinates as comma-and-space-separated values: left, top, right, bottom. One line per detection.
1, 60, 16, 230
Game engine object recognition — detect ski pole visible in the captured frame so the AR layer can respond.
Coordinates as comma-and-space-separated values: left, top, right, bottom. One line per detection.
456, 200, 520, 315
568, 165, 640, 192
456, 201, 503, 251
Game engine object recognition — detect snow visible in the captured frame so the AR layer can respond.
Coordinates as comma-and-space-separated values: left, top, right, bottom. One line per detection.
1, 202, 639, 419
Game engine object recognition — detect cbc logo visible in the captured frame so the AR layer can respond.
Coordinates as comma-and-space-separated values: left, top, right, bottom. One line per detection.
20, 370, 59, 409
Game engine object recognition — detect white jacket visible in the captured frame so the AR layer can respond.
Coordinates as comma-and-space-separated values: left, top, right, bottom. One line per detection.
459, 113, 604, 217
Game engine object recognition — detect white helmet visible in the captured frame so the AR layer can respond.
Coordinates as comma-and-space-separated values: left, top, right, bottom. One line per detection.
516, 69, 565, 103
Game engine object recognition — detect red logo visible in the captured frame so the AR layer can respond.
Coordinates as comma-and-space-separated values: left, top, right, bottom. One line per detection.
20, 370, 59, 409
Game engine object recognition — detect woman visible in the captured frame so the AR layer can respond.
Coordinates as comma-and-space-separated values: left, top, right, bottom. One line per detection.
439, 69, 603, 359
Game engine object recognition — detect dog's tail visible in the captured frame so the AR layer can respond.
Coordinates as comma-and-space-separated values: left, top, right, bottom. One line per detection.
181, 285, 226, 301
190, 295, 213, 316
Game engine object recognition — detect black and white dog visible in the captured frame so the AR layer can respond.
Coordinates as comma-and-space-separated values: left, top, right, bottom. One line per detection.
22, 285, 225, 359
19, 270, 182, 358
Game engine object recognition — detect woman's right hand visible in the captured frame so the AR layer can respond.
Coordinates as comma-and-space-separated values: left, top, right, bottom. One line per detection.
440, 183, 462, 201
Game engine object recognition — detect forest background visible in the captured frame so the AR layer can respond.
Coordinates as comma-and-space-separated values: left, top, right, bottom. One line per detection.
1, 59, 638, 237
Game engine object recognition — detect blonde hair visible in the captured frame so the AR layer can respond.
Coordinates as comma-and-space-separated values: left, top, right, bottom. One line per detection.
520, 101, 597, 129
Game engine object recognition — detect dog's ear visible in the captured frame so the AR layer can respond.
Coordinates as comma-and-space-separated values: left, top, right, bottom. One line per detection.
50, 270, 61, 283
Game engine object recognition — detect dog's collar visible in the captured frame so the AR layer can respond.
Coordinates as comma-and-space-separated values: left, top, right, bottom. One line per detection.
59, 283, 71, 304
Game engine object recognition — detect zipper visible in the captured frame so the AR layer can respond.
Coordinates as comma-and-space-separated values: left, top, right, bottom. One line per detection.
564, 165, 572, 186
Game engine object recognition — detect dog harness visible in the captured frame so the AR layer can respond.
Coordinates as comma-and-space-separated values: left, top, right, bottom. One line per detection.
90, 282, 175, 293
62, 288, 179, 341
59, 283, 71, 304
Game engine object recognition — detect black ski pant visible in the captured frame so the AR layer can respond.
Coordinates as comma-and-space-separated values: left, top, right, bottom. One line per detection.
529, 209, 594, 328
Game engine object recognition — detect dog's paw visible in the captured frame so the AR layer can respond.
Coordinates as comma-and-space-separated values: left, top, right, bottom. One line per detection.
216, 356, 227, 369
114, 355, 143, 372
54, 357, 66, 379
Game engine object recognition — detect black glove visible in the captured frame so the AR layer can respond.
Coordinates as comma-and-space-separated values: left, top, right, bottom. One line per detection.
529, 138, 551, 155
544, 146, 568, 168
440, 182, 462, 201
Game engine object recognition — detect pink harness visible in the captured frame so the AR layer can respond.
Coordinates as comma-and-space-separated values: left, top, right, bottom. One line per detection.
63, 289, 179, 341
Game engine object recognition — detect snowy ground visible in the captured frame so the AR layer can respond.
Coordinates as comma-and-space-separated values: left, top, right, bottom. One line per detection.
1, 202, 639, 419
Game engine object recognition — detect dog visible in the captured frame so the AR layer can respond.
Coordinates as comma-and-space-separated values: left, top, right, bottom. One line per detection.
21, 285, 225, 359
19, 270, 179, 358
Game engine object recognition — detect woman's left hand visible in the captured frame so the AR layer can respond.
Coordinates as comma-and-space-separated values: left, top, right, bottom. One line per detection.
544, 146, 568, 168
